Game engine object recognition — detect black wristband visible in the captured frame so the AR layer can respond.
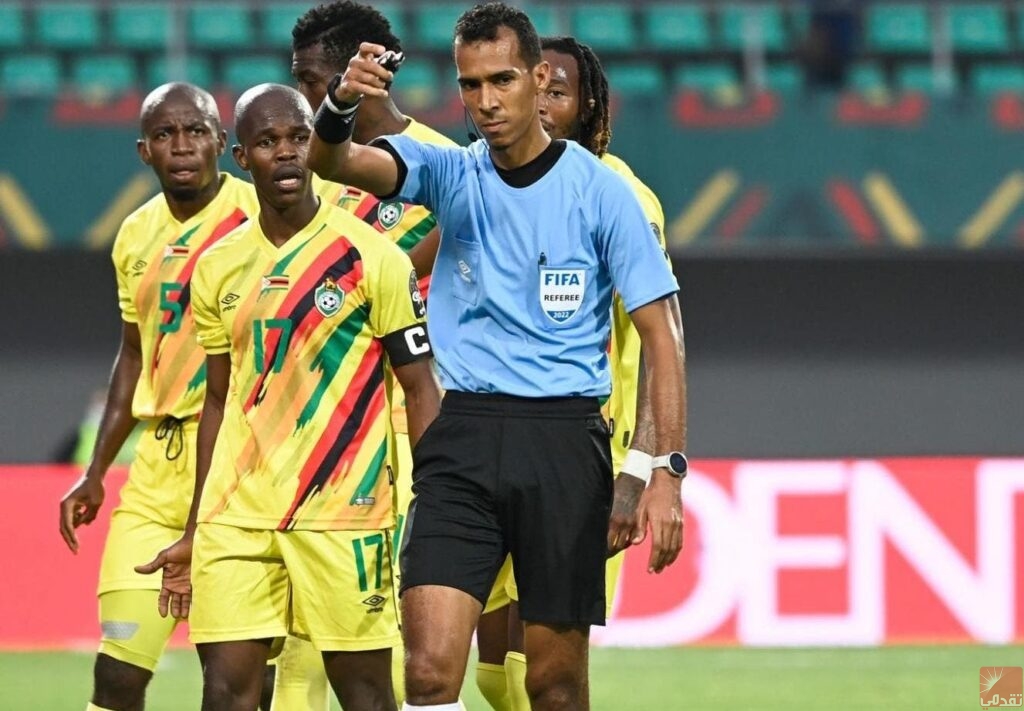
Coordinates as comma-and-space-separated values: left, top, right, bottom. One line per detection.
314, 101, 358, 144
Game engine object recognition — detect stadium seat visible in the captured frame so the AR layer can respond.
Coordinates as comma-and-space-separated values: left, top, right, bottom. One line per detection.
261, 3, 303, 49
188, 4, 254, 49
948, 4, 1009, 53
866, 3, 931, 53
72, 54, 137, 96
849, 62, 887, 92
971, 64, 1024, 95
605, 62, 665, 97
0, 4, 26, 49
896, 64, 957, 94
1, 54, 61, 95
763, 63, 803, 93
146, 56, 214, 91
719, 4, 789, 51
413, 4, 463, 50
673, 62, 739, 92
223, 56, 291, 93
571, 4, 636, 51
111, 3, 173, 50
643, 5, 711, 51
35, 2, 100, 49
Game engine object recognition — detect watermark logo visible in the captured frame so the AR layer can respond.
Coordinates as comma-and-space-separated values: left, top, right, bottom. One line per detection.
980, 667, 1023, 707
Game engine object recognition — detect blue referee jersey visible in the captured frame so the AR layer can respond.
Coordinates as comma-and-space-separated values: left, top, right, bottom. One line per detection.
381, 137, 677, 398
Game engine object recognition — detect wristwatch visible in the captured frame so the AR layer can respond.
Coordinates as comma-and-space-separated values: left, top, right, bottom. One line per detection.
651, 452, 688, 479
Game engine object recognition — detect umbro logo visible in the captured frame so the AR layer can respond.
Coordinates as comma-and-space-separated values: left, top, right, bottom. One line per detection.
362, 594, 386, 614
221, 293, 240, 311
129, 259, 147, 277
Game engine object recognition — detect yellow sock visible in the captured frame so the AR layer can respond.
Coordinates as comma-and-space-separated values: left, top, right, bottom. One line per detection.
503, 651, 529, 711
86, 704, 116, 711
391, 640, 406, 706
476, 661, 510, 711
270, 637, 330, 711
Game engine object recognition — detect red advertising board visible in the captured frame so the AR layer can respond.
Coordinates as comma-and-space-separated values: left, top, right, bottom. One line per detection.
2, 460, 1022, 649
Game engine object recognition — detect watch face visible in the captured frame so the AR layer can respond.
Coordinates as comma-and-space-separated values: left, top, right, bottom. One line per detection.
669, 452, 688, 475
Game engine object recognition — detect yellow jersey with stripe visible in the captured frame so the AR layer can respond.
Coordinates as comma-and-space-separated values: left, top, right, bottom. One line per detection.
601, 153, 669, 469
112, 174, 258, 420
314, 117, 455, 435
191, 199, 428, 531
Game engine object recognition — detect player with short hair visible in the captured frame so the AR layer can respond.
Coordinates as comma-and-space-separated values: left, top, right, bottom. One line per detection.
289, 5, 478, 705
57, 82, 258, 711
308, 3, 687, 709
476, 35, 682, 711
137, 83, 440, 711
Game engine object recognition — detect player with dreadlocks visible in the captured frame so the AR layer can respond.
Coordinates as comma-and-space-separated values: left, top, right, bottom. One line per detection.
472, 35, 680, 711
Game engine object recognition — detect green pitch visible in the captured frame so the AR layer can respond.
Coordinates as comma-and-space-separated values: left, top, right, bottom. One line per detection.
2, 645, 1021, 709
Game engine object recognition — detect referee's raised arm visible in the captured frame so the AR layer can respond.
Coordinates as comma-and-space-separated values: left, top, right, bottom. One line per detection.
308, 42, 401, 197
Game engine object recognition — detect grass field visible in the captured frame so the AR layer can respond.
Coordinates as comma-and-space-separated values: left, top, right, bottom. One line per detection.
3, 645, 1022, 710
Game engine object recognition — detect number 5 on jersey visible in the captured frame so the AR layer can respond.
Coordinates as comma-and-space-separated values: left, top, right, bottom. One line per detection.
159, 281, 184, 333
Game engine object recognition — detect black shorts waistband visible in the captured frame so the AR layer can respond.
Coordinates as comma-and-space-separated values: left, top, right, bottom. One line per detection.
442, 391, 602, 419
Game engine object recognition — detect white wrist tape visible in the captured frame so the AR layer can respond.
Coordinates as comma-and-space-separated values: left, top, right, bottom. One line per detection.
620, 449, 653, 484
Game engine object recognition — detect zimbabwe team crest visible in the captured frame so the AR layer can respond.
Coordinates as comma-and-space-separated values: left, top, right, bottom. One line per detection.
314, 277, 344, 317
539, 268, 585, 324
377, 201, 404, 230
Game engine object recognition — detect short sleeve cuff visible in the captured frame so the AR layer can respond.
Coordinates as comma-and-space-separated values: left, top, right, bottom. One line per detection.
368, 138, 409, 201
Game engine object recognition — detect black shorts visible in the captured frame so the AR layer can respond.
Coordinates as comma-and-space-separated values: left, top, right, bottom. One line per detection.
399, 391, 613, 626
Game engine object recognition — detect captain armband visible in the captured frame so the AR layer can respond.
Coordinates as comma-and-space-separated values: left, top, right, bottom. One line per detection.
381, 324, 432, 366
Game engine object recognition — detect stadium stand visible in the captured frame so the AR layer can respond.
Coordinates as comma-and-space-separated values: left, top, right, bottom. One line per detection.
1, 2, 1024, 102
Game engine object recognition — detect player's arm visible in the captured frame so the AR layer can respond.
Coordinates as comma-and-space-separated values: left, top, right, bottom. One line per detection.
407, 226, 440, 277
393, 359, 441, 449
308, 42, 400, 196
59, 321, 142, 553
134, 353, 229, 619
628, 295, 687, 574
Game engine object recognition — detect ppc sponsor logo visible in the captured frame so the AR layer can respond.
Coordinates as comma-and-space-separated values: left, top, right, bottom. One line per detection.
980, 667, 1023, 707
539, 268, 584, 324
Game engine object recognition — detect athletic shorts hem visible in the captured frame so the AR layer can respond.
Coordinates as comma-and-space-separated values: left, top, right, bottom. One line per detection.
400, 580, 488, 608
98, 640, 160, 672
304, 632, 402, 653
516, 611, 605, 628
189, 625, 289, 645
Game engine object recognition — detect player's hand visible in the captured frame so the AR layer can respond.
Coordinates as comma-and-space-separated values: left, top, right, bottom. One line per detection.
632, 470, 683, 573
607, 473, 645, 556
333, 42, 394, 105
135, 536, 194, 619
59, 475, 105, 554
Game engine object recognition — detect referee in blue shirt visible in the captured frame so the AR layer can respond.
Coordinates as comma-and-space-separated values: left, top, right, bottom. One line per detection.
309, 4, 687, 710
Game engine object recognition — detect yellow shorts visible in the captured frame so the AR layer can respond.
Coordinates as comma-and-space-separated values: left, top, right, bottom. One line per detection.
97, 589, 179, 672
482, 556, 512, 614
114, 418, 197, 528
98, 509, 185, 595
505, 553, 625, 618
190, 523, 401, 652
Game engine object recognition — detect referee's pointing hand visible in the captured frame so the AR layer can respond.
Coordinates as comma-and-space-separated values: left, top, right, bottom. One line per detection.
332, 42, 395, 106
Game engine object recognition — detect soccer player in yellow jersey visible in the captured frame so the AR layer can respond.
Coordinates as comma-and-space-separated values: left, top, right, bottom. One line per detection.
289, 4, 466, 704
470, 37, 685, 711
57, 82, 257, 711
138, 84, 441, 711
